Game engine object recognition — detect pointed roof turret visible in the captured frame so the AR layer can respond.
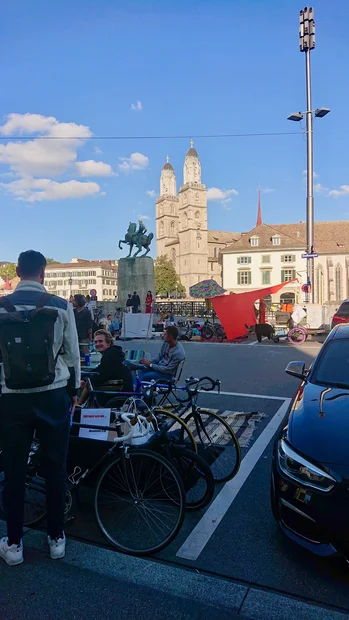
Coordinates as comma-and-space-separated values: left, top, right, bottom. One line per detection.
186, 139, 198, 158
256, 186, 262, 227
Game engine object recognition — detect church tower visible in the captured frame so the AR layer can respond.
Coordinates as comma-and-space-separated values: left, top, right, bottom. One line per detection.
178, 141, 208, 291
155, 157, 180, 269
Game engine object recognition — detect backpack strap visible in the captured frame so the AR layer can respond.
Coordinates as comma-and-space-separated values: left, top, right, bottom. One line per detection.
0, 296, 16, 313
36, 293, 53, 309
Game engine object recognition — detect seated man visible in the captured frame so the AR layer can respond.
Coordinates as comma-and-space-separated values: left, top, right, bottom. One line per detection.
78, 329, 133, 405
137, 325, 186, 383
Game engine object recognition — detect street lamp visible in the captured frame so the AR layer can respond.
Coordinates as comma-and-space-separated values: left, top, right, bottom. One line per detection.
287, 7, 330, 304
68, 277, 73, 299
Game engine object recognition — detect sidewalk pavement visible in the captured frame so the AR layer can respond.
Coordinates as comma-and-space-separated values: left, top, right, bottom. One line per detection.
0, 530, 347, 620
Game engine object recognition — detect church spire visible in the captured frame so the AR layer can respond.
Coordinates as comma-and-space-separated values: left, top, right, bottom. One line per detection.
256, 186, 262, 226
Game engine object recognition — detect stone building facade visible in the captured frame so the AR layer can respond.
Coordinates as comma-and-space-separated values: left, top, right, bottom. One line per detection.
221, 220, 349, 306
155, 143, 240, 292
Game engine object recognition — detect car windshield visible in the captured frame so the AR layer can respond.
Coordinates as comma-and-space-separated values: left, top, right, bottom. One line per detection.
312, 339, 349, 388
337, 302, 349, 317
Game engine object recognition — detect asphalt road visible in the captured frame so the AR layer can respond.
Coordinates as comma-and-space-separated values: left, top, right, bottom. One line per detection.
2, 335, 349, 618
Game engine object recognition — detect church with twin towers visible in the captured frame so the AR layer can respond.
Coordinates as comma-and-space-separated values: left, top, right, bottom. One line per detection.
155, 141, 239, 292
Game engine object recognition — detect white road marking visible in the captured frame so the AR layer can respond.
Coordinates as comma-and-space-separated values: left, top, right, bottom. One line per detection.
213, 390, 287, 401
176, 398, 291, 561
248, 337, 267, 346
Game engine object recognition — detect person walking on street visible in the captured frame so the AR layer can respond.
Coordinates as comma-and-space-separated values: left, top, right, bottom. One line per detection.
145, 291, 153, 314
0, 250, 81, 565
72, 294, 92, 355
131, 291, 141, 314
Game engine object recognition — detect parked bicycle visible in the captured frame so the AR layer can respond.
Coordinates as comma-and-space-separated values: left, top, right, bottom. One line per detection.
0, 411, 186, 556
200, 320, 226, 343
150, 376, 241, 483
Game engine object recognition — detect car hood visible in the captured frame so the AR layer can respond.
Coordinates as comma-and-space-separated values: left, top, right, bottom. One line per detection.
288, 383, 349, 468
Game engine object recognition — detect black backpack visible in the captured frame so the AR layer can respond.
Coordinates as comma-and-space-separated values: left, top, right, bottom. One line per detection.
0, 293, 59, 390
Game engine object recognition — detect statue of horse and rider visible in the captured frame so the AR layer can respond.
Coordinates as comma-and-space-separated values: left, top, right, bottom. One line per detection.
118, 220, 154, 258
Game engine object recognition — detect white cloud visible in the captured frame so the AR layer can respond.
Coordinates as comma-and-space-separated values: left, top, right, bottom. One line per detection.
207, 187, 239, 202
329, 185, 349, 198
261, 187, 275, 194
0, 112, 109, 203
119, 152, 149, 173
76, 159, 114, 177
94, 146, 103, 155
1, 177, 100, 203
314, 183, 328, 194
130, 100, 143, 112
138, 214, 151, 220
146, 189, 156, 198
302, 170, 319, 178
0, 113, 91, 177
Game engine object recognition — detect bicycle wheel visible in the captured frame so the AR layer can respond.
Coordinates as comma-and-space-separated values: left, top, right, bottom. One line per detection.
153, 408, 197, 453
0, 472, 47, 527
288, 327, 307, 345
201, 325, 214, 340
184, 409, 241, 483
94, 449, 185, 556
216, 326, 225, 342
169, 445, 215, 511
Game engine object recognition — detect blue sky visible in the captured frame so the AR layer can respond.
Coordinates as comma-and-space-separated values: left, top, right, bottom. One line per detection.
1, 0, 348, 262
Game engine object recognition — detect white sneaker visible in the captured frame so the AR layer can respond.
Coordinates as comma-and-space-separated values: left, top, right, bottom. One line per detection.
48, 534, 66, 560
0, 537, 23, 566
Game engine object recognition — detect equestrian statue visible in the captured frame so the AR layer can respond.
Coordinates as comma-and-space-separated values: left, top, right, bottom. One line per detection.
118, 220, 154, 258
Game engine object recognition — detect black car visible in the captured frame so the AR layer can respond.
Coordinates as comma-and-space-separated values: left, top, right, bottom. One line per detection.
331, 299, 349, 329
271, 324, 349, 560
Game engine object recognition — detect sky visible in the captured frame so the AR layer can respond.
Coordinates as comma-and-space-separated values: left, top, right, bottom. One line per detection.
1, 0, 348, 263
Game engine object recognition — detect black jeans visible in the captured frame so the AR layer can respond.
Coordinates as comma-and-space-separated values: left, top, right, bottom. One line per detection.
1, 387, 71, 542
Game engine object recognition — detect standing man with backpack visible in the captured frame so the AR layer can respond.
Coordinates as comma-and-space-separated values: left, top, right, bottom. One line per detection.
0, 250, 80, 566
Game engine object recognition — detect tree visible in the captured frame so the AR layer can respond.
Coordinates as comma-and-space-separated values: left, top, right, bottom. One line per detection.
0, 263, 17, 281
46, 258, 60, 264
154, 255, 185, 297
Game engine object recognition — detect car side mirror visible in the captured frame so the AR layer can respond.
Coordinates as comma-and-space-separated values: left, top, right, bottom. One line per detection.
285, 361, 307, 381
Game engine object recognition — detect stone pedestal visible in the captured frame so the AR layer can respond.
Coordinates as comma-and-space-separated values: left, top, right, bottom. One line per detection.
117, 257, 155, 313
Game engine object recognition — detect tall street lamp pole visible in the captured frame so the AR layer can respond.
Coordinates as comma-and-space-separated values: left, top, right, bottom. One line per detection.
302, 7, 315, 303
287, 7, 330, 304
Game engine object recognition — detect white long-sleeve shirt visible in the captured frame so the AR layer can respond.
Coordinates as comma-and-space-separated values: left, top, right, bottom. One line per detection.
0, 280, 81, 394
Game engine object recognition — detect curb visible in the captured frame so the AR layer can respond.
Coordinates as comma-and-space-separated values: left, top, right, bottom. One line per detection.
24, 530, 348, 620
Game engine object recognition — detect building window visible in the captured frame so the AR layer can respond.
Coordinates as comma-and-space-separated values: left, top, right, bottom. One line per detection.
261, 271, 270, 285
171, 248, 176, 266
238, 271, 251, 285
160, 221, 164, 236
195, 210, 200, 219
250, 237, 259, 247
170, 221, 175, 235
335, 264, 342, 300
262, 255, 270, 264
211, 262, 214, 271
281, 269, 296, 282
282, 255, 296, 263
195, 192, 199, 203
237, 256, 251, 264
272, 236, 281, 246
214, 247, 217, 258
183, 212, 188, 228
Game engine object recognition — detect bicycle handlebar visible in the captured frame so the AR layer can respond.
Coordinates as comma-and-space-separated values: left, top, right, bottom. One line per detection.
185, 376, 221, 394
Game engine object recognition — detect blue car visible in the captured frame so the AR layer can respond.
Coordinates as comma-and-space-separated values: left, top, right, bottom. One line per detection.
271, 324, 349, 560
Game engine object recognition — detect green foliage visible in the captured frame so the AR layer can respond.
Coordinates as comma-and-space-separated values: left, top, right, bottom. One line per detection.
0, 263, 17, 281
46, 257, 60, 264
154, 255, 185, 297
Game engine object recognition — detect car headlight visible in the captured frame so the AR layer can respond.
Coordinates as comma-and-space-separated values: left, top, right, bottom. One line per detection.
278, 439, 336, 492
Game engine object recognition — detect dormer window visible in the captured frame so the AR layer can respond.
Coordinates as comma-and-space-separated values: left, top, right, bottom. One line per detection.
250, 236, 259, 247
272, 235, 281, 246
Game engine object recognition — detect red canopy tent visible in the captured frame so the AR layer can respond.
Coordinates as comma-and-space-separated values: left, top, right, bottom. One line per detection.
211, 280, 296, 340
